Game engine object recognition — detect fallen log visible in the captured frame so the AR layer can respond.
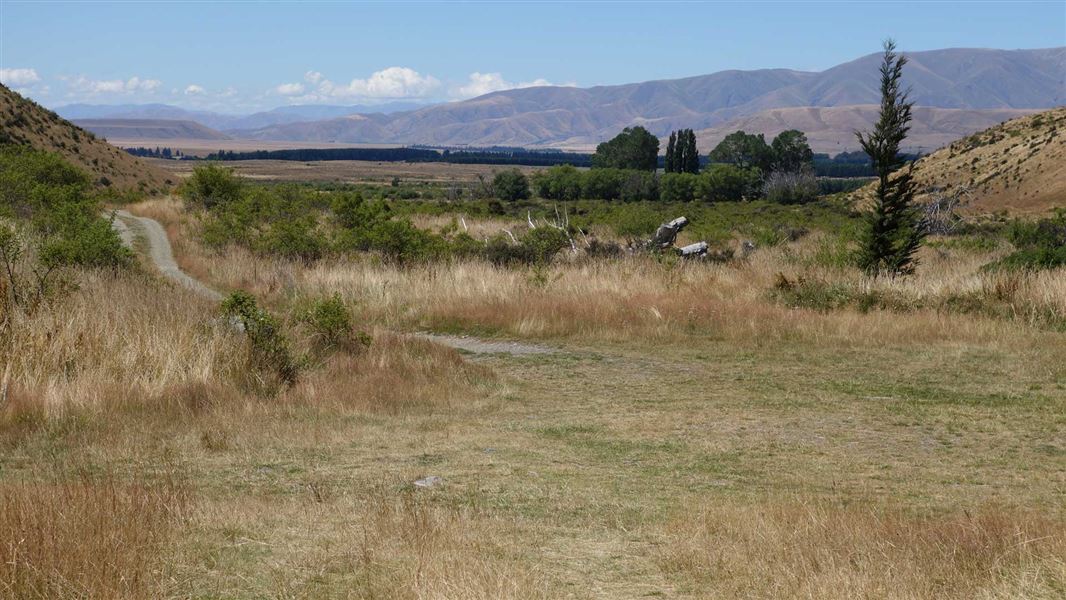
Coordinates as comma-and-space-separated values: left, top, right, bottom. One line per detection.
648, 216, 688, 249
678, 241, 709, 258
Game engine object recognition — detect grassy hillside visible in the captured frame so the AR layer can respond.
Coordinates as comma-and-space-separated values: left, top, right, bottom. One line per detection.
0, 84, 172, 194
909, 107, 1066, 214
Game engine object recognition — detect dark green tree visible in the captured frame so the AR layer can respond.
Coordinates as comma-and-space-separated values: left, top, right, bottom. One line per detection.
683, 129, 700, 174
856, 40, 925, 276
592, 126, 659, 171
665, 131, 677, 173
707, 131, 773, 173
770, 129, 814, 173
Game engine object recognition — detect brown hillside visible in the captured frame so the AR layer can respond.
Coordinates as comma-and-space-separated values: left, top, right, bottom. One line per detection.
73, 118, 231, 141
905, 107, 1066, 214
0, 85, 172, 193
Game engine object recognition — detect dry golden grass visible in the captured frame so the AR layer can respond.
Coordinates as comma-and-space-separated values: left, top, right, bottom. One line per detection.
2, 196, 1063, 598
124, 198, 1066, 350
0, 472, 190, 599
656, 500, 1066, 599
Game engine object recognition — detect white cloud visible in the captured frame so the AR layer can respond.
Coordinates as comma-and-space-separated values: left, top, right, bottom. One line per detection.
184, 84, 206, 95
68, 75, 162, 94
290, 67, 441, 102
275, 82, 305, 96
0, 68, 41, 86
220, 86, 238, 98
453, 72, 556, 98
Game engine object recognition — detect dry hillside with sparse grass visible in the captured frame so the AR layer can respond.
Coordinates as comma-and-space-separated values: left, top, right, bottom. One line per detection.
0, 84, 173, 193
905, 107, 1065, 214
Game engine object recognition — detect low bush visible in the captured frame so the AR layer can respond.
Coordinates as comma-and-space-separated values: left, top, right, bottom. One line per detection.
492, 169, 530, 201
992, 212, 1066, 270
763, 171, 820, 204
220, 291, 300, 392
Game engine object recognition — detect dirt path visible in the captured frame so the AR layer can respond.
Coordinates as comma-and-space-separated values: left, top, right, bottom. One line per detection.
112, 209, 224, 301
111, 209, 553, 355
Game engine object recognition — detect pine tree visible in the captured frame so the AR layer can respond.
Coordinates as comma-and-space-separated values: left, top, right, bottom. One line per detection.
665, 131, 677, 173
857, 40, 925, 276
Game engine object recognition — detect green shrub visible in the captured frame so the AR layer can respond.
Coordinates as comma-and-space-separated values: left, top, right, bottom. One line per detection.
485, 227, 571, 266
220, 291, 300, 391
619, 170, 659, 202
532, 165, 583, 200
181, 164, 243, 210
298, 293, 369, 350
256, 216, 322, 261
697, 164, 761, 202
992, 212, 1066, 270
581, 168, 623, 201
492, 169, 530, 201
660, 173, 699, 203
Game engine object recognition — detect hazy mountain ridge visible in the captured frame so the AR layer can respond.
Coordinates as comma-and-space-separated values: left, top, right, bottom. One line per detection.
55, 101, 430, 131
73, 118, 231, 141
234, 47, 1064, 148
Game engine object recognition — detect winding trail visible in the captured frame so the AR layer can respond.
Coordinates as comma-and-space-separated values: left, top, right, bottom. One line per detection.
112, 210, 223, 300
111, 209, 553, 355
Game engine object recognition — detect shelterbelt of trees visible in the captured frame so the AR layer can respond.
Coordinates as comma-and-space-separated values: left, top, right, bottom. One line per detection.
189, 137, 890, 177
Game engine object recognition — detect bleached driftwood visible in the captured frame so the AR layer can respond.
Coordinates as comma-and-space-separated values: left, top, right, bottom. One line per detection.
649, 216, 689, 249
678, 241, 709, 258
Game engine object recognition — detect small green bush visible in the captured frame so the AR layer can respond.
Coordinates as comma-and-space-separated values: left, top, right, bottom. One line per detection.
992, 212, 1066, 270
298, 293, 370, 350
221, 291, 300, 391
181, 164, 243, 210
492, 169, 530, 202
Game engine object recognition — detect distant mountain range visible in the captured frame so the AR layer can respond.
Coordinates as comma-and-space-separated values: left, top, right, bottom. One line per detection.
55, 101, 430, 131
55, 47, 1065, 153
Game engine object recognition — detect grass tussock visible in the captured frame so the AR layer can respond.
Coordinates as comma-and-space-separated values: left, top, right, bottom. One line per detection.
656, 501, 1066, 599
346, 485, 552, 600
0, 472, 190, 600
287, 329, 496, 414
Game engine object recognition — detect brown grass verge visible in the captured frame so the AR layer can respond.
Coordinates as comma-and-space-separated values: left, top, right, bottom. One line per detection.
656, 500, 1066, 599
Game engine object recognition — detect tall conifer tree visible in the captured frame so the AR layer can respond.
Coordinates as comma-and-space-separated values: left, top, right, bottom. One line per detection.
665, 131, 677, 173
857, 40, 925, 276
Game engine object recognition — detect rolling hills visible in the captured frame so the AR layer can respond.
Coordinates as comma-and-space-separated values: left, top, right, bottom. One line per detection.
0, 84, 172, 192
233, 47, 1063, 149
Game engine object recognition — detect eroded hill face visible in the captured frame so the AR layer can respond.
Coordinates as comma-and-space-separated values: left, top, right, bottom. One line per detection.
0, 85, 173, 194
909, 107, 1066, 214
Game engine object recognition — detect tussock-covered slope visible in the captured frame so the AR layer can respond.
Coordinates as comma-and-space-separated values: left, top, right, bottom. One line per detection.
1, 85, 172, 193
855, 107, 1065, 215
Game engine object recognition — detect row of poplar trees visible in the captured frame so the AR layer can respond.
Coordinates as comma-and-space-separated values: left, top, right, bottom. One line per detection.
664, 129, 699, 174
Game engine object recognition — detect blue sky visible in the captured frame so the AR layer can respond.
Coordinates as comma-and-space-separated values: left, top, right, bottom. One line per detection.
2, 1, 1063, 113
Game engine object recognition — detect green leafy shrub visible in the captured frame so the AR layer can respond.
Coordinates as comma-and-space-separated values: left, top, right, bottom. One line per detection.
256, 216, 322, 262
180, 164, 243, 209
485, 227, 571, 266
220, 291, 300, 391
532, 165, 583, 201
298, 293, 370, 350
581, 168, 623, 201
992, 213, 1066, 270
660, 173, 699, 203
697, 164, 761, 202
492, 169, 530, 201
